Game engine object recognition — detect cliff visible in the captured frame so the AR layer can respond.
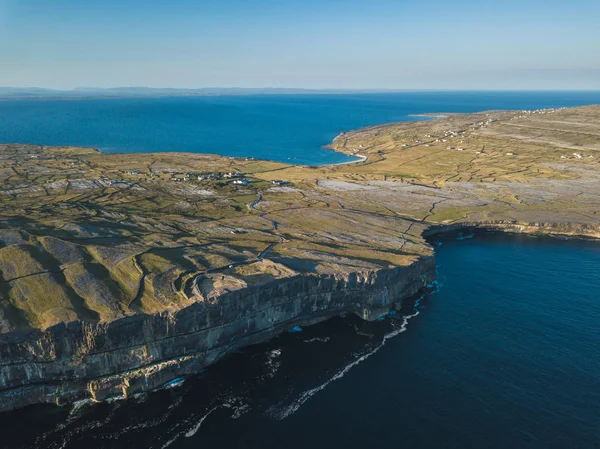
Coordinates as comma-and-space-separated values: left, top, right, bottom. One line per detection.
0, 259, 434, 412
423, 221, 600, 240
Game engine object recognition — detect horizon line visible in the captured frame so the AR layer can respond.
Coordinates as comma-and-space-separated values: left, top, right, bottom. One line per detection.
2, 86, 600, 92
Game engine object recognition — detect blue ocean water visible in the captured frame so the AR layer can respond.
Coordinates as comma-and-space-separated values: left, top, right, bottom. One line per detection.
1, 91, 600, 165
4, 233, 600, 449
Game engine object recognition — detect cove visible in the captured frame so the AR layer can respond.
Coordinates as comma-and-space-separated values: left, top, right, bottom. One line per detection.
3, 232, 599, 449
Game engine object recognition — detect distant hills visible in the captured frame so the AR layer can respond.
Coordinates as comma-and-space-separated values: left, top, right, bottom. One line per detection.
0, 87, 399, 99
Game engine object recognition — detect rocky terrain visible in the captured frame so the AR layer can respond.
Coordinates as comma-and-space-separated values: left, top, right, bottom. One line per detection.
0, 105, 598, 411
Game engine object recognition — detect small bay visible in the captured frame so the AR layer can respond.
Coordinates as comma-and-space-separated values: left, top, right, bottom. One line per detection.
1, 91, 600, 165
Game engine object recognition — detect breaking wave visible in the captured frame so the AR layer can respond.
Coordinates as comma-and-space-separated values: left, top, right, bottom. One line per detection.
268, 295, 426, 420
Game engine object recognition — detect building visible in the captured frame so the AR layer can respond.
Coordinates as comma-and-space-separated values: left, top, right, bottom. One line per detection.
270, 180, 288, 186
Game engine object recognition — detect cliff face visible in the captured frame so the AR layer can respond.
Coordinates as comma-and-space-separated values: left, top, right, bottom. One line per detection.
0, 257, 435, 412
424, 221, 600, 240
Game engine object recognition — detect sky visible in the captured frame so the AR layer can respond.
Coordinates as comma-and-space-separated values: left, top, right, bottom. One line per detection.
1, 0, 599, 90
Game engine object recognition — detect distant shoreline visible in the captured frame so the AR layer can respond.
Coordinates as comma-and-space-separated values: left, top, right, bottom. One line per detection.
0, 89, 420, 101
407, 113, 450, 119
2, 89, 599, 102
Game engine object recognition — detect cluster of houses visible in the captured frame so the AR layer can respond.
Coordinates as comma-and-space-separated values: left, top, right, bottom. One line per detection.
119, 168, 263, 186
234, 178, 289, 187
408, 129, 474, 148
196, 172, 234, 181
168, 173, 253, 185
445, 145, 489, 154
170, 173, 192, 181
443, 129, 466, 138
470, 118, 495, 131
512, 108, 566, 120
561, 153, 593, 160
166, 171, 246, 183
154, 170, 259, 186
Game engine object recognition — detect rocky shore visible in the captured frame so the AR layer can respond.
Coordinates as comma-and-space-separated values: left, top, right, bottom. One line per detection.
0, 259, 434, 412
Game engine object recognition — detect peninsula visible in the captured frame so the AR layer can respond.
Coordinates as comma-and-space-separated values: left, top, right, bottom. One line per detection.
0, 105, 598, 411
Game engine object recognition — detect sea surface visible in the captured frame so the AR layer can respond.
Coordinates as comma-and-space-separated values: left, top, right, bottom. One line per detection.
1, 91, 600, 165
3, 232, 600, 449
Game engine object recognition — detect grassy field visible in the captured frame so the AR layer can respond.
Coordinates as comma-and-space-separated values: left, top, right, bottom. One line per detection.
0, 105, 598, 331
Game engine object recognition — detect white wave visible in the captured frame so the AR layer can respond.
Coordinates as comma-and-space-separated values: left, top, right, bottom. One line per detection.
231, 403, 250, 419
185, 405, 220, 438
105, 395, 127, 404
427, 277, 445, 294
303, 337, 331, 343
161, 434, 180, 449
162, 395, 246, 447
265, 348, 282, 378
132, 392, 148, 402
269, 304, 422, 420
68, 399, 93, 419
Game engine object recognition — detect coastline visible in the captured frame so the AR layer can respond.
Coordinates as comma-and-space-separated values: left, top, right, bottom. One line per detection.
423, 221, 600, 241
0, 104, 598, 412
406, 113, 450, 119
1, 220, 598, 413
317, 153, 367, 167
0, 259, 435, 412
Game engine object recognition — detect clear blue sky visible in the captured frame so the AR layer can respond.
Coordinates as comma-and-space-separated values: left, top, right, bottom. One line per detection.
1, 0, 598, 90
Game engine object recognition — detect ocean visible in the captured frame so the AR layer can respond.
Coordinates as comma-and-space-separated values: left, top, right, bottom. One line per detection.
3, 232, 599, 449
1, 91, 600, 165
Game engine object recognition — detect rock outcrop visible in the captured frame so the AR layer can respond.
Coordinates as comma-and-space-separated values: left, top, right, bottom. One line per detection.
424, 221, 600, 240
0, 258, 435, 412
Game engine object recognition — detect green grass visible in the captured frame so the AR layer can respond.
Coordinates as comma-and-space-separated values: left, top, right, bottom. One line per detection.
0, 105, 599, 330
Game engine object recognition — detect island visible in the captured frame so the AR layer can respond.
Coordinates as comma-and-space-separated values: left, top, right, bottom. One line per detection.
0, 105, 598, 412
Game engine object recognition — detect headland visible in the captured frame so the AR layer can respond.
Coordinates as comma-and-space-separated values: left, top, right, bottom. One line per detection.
0, 105, 598, 411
